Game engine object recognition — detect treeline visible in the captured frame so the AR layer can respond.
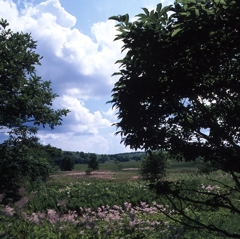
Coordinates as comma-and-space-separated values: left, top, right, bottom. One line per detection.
54, 151, 145, 165
32, 143, 145, 167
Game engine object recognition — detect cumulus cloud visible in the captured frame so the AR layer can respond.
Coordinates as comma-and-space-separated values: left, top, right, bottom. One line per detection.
103, 106, 118, 121
1, 0, 176, 154
0, 0, 122, 95
54, 95, 111, 135
0, 0, 126, 153
27, 0, 76, 28
38, 133, 111, 153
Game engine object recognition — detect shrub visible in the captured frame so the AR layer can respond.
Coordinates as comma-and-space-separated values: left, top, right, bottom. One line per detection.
60, 156, 74, 171
85, 168, 93, 175
197, 157, 219, 175
139, 151, 168, 182
88, 154, 99, 171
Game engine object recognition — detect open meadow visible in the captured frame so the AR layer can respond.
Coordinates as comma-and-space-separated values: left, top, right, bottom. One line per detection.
1, 1, 240, 238
1, 160, 239, 238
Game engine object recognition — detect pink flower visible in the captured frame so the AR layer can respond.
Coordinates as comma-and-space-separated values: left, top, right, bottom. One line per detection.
30, 213, 39, 224
14, 196, 29, 210
3, 205, 14, 216
61, 210, 78, 225
129, 221, 136, 227
47, 209, 59, 224
113, 205, 120, 210
37, 212, 45, 219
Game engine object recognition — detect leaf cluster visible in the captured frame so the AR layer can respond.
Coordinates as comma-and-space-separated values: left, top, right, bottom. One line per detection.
0, 18, 70, 135
109, 1, 240, 236
0, 19, 69, 202
0, 137, 54, 203
109, 1, 240, 170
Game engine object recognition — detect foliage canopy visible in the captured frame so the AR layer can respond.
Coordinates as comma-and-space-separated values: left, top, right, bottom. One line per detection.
109, 0, 240, 172
110, 0, 240, 237
88, 153, 99, 171
0, 19, 69, 136
0, 19, 69, 202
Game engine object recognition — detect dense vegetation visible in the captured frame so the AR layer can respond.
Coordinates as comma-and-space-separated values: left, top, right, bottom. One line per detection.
1, 161, 239, 238
0, 18, 69, 203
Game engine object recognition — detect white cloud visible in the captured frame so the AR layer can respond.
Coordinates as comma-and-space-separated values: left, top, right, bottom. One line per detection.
103, 106, 118, 121
29, 0, 76, 28
0, 0, 19, 28
54, 95, 111, 135
0, 0, 122, 95
0, 0, 132, 153
38, 133, 111, 154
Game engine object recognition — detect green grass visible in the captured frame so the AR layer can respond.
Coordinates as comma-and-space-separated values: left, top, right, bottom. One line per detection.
71, 160, 197, 173
52, 160, 198, 183
2, 159, 239, 238
50, 160, 200, 187
168, 160, 198, 174
73, 160, 141, 172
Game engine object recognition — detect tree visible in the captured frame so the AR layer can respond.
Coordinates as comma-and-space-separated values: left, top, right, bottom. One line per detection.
63, 151, 73, 156
60, 156, 74, 171
26, 143, 62, 167
43, 144, 62, 166
98, 154, 109, 163
109, 0, 240, 237
88, 153, 99, 171
139, 151, 168, 182
0, 137, 53, 203
0, 19, 69, 202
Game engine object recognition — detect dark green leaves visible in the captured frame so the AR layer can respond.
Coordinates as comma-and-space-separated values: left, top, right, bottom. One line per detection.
0, 19, 70, 135
0, 19, 70, 202
109, 0, 240, 162
109, 1, 240, 236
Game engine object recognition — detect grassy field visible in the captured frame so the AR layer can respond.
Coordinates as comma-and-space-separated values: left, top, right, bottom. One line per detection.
73, 160, 141, 171
51, 160, 198, 184
1, 160, 238, 238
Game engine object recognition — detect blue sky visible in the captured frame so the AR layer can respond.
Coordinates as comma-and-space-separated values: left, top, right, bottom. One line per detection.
0, 0, 173, 154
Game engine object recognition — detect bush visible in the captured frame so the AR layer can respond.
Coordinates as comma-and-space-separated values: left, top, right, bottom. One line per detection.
88, 154, 99, 171
0, 138, 52, 204
197, 162, 218, 175
60, 156, 74, 171
139, 151, 169, 182
85, 168, 93, 175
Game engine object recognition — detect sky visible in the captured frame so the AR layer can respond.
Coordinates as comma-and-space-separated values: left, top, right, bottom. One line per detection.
0, 0, 173, 154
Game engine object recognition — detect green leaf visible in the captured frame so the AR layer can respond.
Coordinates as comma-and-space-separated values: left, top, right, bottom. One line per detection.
171, 27, 182, 37
142, 7, 150, 16
195, 8, 200, 16
177, 0, 196, 3
119, 14, 129, 24
156, 3, 162, 13
136, 13, 147, 20
109, 15, 121, 21
218, 0, 227, 5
